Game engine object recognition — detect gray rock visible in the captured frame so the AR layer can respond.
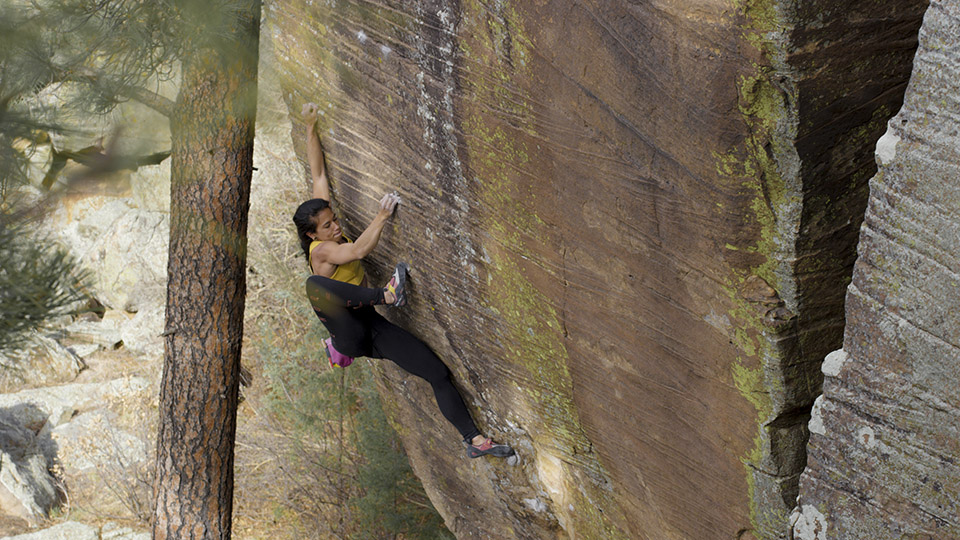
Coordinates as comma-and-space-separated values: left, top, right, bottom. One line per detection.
81, 209, 168, 312
65, 344, 99, 359
0, 414, 58, 520
65, 316, 123, 350
0, 378, 150, 434
51, 410, 147, 473
100, 522, 150, 540
0, 335, 84, 392
62, 198, 133, 258
66, 307, 164, 359
117, 306, 165, 359
129, 159, 170, 213
796, 1, 960, 538
0, 521, 98, 540
44, 196, 168, 313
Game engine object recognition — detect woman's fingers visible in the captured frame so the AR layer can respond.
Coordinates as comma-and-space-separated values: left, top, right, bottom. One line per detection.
380, 192, 401, 213
302, 102, 319, 123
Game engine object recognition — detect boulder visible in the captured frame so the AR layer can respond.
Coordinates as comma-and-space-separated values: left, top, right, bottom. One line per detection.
51, 197, 132, 260
80, 209, 168, 313
266, 0, 927, 537
51, 410, 147, 473
795, 1, 960, 537
0, 412, 58, 521
130, 159, 171, 213
100, 522, 150, 540
0, 521, 149, 540
65, 314, 123, 350
117, 306, 165, 359
65, 308, 163, 359
0, 335, 84, 393
45, 196, 168, 313
0, 378, 151, 436
1, 521, 98, 540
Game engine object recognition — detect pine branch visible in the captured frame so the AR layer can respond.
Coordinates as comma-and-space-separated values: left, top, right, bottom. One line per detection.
117, 83, 176, 117
64, 66, 176, 117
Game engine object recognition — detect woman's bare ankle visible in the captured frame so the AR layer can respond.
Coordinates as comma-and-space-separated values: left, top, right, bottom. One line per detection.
384, 288, 396, 304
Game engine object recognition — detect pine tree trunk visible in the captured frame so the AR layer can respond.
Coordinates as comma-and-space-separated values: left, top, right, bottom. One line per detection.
153, 3, 260, 538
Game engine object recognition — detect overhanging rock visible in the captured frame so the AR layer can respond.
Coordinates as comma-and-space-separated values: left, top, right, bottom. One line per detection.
266, 1, 927, 537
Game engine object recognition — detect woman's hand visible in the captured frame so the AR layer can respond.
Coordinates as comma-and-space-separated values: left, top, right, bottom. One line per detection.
320, 191, 402, 265
302, 102, 320, 128
378, 191, 401, 218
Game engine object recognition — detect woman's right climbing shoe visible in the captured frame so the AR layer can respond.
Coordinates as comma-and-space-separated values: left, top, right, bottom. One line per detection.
466, 437, 515, 458
386, 262, 409, 307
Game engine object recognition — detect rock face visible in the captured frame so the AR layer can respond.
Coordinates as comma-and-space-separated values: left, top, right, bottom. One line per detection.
2, 521, 98, 540
266, 1, 927, 538
0, 336, 84, 391
795, 1, 960, 538
46, 195, 169, 314
0, 410, 59, 522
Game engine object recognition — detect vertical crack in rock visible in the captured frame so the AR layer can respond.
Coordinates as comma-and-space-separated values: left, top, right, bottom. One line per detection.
795, 1, 960, 537
723, 0, 929, 537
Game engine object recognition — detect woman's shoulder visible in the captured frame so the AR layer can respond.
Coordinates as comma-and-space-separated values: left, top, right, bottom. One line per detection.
310, 236, 352, 253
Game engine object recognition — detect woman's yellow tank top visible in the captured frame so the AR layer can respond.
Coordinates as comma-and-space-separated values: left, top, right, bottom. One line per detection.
309, 238, 364, 286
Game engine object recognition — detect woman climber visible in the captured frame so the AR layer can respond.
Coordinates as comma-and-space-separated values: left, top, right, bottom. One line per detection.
293, 102, 513, 459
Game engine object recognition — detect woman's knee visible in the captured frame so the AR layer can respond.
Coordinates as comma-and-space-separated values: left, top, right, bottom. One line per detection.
425, 365, 454, 387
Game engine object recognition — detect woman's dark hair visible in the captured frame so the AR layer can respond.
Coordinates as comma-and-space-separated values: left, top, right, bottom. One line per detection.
292, 198, 331, 260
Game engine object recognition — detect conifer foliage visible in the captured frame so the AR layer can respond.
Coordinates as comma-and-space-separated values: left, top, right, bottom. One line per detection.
0, 6, 88, 355
0, 223, 87, 354
3, 1, 261, 538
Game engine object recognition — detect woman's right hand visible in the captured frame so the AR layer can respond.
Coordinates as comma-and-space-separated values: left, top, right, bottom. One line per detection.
302, 102, 320, 128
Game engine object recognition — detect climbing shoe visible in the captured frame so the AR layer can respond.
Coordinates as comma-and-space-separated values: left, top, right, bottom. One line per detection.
387, 262, 409, 307
325, 338, 354, 368
466, 437, 515, 459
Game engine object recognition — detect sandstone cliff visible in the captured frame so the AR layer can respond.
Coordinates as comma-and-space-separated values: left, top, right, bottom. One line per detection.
265, 1, 929, 538
794, 1, 960, 538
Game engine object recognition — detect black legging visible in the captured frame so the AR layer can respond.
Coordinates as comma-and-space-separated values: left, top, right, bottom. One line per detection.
306, 275, 481, 442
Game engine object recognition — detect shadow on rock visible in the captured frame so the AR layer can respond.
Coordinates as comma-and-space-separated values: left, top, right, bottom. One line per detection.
0, 403, 64, 523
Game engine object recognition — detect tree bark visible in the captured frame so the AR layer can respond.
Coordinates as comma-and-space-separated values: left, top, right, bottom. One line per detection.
153, 2, 260, 538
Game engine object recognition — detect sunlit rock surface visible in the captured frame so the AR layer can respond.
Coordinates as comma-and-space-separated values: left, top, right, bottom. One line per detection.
265, 1, 926, 537
796, 1, 960, 538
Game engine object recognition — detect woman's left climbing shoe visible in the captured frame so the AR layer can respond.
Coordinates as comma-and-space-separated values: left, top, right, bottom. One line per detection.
466, 437, 515, 458
387, 262, 409, 307
325, 338, 354, 368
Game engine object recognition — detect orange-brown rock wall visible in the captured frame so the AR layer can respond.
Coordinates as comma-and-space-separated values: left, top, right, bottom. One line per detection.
264, 1, 926, 538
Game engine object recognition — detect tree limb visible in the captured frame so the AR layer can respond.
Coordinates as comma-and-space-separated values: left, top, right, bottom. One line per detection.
116, 83, 176, 117
64, 66, 176, 117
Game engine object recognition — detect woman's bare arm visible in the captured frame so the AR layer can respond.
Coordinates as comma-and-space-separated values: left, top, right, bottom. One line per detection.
302, 102, 330, 201
311, 192, 401, 267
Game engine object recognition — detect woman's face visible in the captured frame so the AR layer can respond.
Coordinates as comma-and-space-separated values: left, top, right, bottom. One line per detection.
310, 208, 342, 242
